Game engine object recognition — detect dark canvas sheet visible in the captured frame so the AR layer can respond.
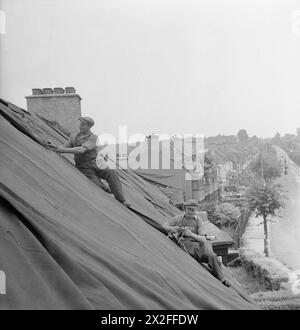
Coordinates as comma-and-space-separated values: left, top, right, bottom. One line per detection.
0, 100, 257, 309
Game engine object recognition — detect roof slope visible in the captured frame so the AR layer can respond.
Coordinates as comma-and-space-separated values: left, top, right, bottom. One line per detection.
0, 99, 256, 309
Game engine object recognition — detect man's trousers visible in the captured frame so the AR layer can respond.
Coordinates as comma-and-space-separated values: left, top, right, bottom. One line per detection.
77, 165, 126, 203
180, 238, 225, 281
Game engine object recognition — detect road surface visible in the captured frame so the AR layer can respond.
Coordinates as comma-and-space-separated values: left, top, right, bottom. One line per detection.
270, 147, 300, 271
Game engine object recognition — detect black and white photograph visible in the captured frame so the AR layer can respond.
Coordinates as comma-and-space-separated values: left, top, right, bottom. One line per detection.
1, 0, 300, 314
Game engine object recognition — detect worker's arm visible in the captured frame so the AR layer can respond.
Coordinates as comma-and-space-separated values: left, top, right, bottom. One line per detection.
162, 224, 180, 233
163, 215, 183, 233
47, 135, 77, 152
55, 146, 86, 154
184, 228, 206, 243
49, 134, 88, 154
48, 142, 87, 154
196, 216, 216, 240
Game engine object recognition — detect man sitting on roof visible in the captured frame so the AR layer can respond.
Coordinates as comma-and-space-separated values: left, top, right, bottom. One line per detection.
163, 199, 230, 287
50, 116, 131, 207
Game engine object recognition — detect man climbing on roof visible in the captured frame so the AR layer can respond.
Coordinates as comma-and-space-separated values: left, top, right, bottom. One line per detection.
163, 199, 231, 287
49, 116, 131, 208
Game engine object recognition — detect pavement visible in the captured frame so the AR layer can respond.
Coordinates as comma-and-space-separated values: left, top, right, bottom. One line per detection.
241, 213, 292, 290
242, 215, 270, 255
269, 147, 300, 271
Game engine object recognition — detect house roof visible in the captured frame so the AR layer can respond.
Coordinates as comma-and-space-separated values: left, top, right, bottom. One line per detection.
0, 99, 256, 309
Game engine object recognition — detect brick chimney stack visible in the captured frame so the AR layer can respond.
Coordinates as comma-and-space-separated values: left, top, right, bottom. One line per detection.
26, 87, 82, 134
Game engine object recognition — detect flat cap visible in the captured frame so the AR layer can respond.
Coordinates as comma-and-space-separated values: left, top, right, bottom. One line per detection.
184, 199, 199, 208
79, 117, 95, 127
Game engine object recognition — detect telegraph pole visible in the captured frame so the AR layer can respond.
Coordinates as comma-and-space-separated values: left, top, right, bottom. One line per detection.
260, 153, 265, 185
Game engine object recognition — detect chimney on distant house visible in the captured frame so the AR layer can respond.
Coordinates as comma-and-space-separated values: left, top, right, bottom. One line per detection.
26, 87, 82, 134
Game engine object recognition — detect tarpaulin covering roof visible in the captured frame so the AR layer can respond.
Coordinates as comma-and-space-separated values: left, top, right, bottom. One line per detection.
135, 169, 192, 202
135, 169, 190, 203
0, 99, 257, 309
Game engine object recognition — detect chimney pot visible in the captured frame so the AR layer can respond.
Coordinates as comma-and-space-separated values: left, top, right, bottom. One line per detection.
65, 87, 76, 94
32, 88, 42, 95
53, 87, 65, 94
42, 88, 53, 95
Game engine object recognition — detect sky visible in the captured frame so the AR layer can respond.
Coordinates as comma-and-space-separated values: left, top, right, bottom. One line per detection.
1, 0, 300, 139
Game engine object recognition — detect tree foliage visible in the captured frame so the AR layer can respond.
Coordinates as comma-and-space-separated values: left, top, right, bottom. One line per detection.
272, 132, 281, 143
214, 203, 241, 228
245, 182, 285, 220
249, 146, 282, 181
203, 151, 215, 181
245, 181, 286, 256
249, 158, 282, 181
204, 151, 214, 171
237, 129, 249, 144
271, 131, 300, 166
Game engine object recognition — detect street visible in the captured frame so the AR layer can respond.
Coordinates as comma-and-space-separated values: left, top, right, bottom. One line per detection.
270, 147, 300, 271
